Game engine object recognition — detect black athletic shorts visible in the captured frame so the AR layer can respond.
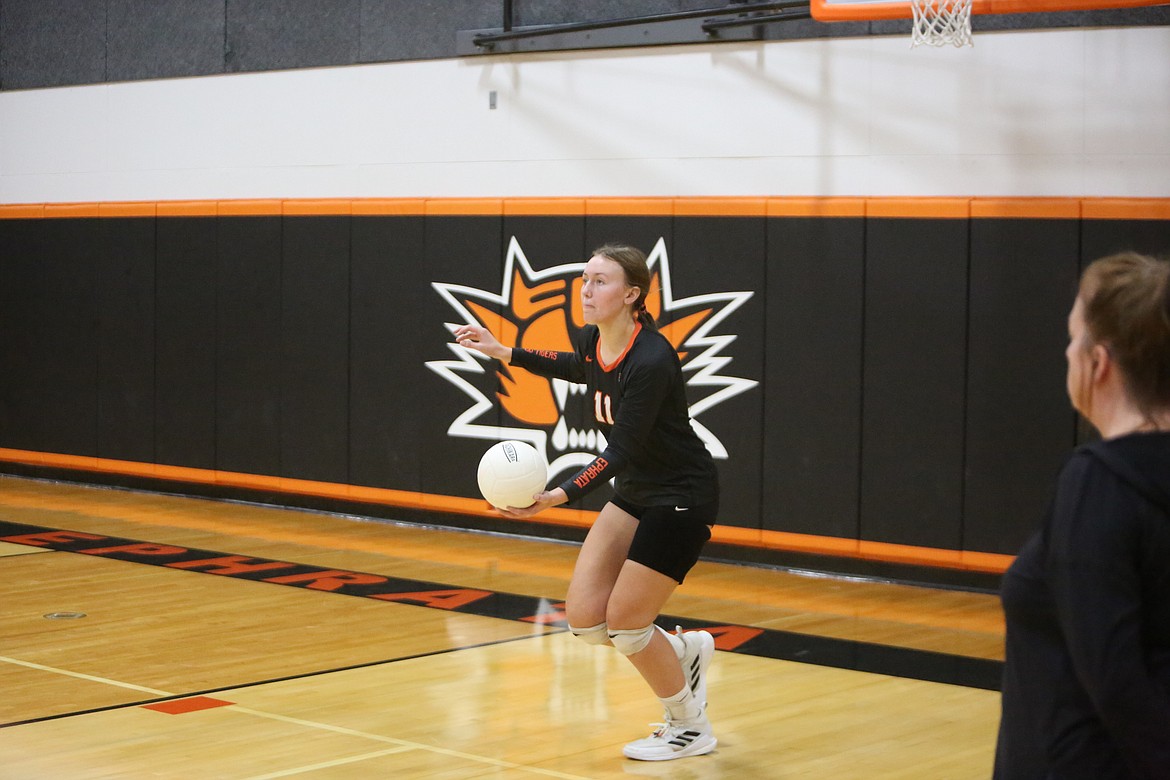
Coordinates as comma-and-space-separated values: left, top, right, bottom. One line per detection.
611, 494, 717, 584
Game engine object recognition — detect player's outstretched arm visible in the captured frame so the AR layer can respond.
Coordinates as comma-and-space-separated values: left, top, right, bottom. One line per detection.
453, 324, 512, 363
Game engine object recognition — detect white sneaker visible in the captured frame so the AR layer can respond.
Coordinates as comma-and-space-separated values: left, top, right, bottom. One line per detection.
677, 626, 715, 710
622, 715, 717, 761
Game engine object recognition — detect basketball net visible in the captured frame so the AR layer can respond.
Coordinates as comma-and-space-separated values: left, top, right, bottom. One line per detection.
910, 0, 973, 47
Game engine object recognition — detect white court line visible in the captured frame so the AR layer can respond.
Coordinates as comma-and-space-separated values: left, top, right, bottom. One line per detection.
0, 655, 170, 696
242, 746, 416, 779
232, 706, 593, 780
4, 647, 592, 778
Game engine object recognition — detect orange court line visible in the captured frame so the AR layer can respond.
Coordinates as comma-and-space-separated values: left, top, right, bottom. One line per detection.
0, 447, 1012, 573
142, 697, 233, 715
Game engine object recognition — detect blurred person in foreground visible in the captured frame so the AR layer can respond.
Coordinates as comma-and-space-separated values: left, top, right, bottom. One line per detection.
995, 252, 1170, 778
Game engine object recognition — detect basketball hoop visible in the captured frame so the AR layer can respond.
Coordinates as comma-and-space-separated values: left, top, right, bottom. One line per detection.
909, 0, 973, 47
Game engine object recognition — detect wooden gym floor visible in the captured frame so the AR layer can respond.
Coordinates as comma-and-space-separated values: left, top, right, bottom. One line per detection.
0, 475, 1004, 778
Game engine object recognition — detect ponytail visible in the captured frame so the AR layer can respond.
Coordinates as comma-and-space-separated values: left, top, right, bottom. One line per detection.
635, 299, 658, 332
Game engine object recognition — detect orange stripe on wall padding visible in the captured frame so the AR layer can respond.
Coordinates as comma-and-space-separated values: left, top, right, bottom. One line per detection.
504, 198, 587, 216
767, 198, 867, 217
2, 197, 1169, 220
1082, 199, 1170, 221
969, 198, 1081, 219
0, 447, 1012, 573
157, 201, 218, 217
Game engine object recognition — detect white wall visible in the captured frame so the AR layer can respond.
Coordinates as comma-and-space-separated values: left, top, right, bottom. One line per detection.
1, 25, 1167, 203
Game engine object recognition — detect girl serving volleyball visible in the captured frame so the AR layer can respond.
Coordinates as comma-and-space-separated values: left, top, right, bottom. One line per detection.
453, 243, 720, 762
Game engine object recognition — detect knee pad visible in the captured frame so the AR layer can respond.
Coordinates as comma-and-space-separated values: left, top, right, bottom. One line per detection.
568, 621, 610, 646
608, 624, 656, 656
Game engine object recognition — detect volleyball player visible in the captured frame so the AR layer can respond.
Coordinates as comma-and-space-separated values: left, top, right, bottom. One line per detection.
453, 244, 720, 761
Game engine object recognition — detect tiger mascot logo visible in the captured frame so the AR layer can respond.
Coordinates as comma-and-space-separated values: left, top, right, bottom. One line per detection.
428, 237, 757, 484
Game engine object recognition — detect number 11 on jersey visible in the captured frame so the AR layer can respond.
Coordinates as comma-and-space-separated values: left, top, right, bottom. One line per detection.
594, 391, 615, 425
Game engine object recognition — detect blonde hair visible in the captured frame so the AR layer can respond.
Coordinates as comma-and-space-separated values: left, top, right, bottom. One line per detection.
1079, 251, 1170, 419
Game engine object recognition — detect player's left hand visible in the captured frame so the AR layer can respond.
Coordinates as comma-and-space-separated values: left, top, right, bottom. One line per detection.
499, 488, 568, 518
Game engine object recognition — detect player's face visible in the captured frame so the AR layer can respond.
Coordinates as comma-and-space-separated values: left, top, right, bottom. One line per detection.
581, 255, 637, 327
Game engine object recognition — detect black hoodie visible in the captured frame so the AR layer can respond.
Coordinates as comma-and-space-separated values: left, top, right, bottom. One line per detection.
995, 432, 1170, 779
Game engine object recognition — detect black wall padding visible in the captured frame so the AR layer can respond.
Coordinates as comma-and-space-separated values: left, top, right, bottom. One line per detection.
764, 217, 865, 539
964, 218, 1079, 552
2, 211, 1168, 575
672, 216, 767, 530
97, 218, 157, 463
156, 217, 218, 470
216, 216, 283, 476
0, 220, 44, 451
349, 216, 427, 491
17, 219, 102, 457
281, 216, 351, 483
1081, 219, 1170, 265
861, 218, 969, 550
420, 216, 507, 500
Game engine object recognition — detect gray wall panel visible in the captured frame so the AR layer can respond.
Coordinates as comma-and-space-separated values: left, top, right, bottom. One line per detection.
514, 0, 714, 26
0, 1, 1166, 91
361, 0, 502, 63
226, 0, 359, 73
1, 0, 105, 89
108, 0, 224, 82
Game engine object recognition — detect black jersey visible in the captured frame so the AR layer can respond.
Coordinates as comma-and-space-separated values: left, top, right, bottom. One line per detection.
995, 433, 1170, 779
508, 323, 718, 507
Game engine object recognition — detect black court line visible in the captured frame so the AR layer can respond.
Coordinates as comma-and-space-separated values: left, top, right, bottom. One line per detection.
0, 632, 549, 730
0, 519, 1002, 694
